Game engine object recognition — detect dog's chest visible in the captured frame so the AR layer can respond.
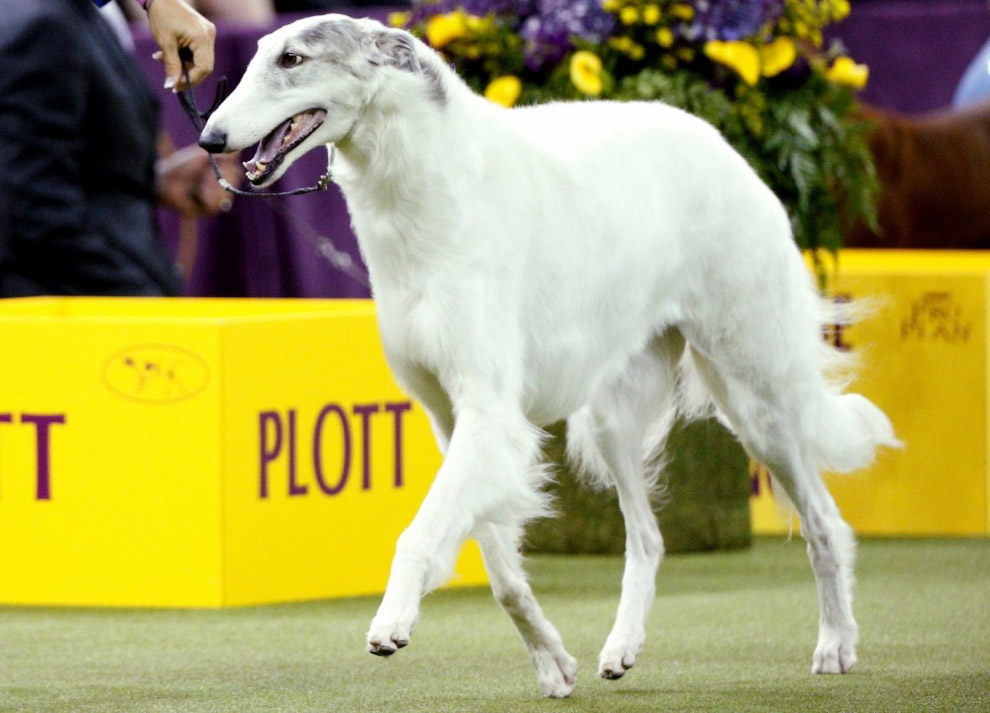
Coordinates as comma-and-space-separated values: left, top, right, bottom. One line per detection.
374, 282, 462, 382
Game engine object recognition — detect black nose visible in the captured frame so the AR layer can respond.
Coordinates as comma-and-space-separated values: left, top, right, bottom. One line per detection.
198, 128, 227, 154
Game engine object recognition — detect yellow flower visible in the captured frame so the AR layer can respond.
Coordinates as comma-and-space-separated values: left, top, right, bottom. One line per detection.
831, 0, 851, 21
620, 6, 639, 25
643, 5, 661, 25
609, 36, 644, 60
704, 40, 760, 86
655, 27, 674, 47
484, 75, 522, 107
602, 0, 622, 11
387, 11, 410, 28
426, 11, 468, 49
670, 3, 695, 21
759, 37, 796, 77
570, 50, 603, 96
825, 56, 869, 89
464, 14, 490, 32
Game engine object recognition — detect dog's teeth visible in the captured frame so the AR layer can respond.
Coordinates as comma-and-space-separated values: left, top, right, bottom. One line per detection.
256, 161, 267, 170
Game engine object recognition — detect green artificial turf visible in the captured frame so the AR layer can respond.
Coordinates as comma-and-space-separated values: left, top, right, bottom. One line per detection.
1, 538, 988, 713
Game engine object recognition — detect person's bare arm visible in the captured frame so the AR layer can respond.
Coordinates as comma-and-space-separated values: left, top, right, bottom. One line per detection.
194, 0, 273, 24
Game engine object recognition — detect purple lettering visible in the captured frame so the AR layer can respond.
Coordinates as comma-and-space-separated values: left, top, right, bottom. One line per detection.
287, 409, 307, 496
313, 404, 350, 495
352, 403, 380, 490
0, 413, 11, 498
21, 413, 65, 501
385, 402, 411, 488
259, 411, 282, 499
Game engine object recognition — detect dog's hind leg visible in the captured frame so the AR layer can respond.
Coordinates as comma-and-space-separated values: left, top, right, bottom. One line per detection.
685, 343, 860, 674
578, 330, 684, 680
475, 522, 577, 697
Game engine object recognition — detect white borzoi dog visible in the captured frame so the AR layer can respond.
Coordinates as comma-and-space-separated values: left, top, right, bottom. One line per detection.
200, 14, 899, 697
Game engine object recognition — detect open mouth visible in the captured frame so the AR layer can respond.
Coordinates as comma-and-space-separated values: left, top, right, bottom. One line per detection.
243, 108, 327, 185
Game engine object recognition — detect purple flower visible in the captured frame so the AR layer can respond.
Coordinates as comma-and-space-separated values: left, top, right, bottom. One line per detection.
460, 0, 537, 16
519, 0, 615, 70
686, 0, 784, 42
409, 0, 537, 26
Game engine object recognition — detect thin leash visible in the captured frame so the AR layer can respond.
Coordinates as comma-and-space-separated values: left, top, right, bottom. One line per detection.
174, 58, 369, 287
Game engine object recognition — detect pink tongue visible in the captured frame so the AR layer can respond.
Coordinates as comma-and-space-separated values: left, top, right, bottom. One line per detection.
250, 118, 292, 165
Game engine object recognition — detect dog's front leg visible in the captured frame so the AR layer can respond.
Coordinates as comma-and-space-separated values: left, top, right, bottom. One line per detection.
366, 406, 545, 657
475, 522, 577, 697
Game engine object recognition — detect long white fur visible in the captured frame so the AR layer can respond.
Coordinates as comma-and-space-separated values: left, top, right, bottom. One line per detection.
203, 15, 900, 697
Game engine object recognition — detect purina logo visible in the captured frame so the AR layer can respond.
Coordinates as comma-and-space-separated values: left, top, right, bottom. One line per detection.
103, 345, 210, 403
901, 292, 972, 343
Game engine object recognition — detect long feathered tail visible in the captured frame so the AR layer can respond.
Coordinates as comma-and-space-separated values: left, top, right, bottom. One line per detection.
811, 296, 902, 473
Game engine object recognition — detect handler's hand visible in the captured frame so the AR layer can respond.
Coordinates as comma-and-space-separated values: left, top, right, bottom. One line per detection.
157, 145, 239, 217
148, 0, 216, 91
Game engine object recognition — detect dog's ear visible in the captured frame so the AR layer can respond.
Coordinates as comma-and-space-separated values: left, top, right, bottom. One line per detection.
368, 30, 422, 74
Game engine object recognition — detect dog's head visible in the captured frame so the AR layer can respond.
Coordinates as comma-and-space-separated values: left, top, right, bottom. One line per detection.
199, 15, 431, 187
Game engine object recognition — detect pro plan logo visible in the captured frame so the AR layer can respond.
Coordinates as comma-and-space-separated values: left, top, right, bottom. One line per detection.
103, 345, 210, 403
901, 292, 972, 343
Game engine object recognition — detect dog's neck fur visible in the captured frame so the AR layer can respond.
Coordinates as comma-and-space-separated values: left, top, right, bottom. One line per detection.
333, 46, 494, 285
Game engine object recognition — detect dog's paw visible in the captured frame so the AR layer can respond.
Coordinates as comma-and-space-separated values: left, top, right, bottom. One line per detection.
367, 632, 410, 656
530, 646, 578, 698
597, 644, 640, 680
366, 615, 416, 657
811, 628, 858, 674
597, 630, 644, 680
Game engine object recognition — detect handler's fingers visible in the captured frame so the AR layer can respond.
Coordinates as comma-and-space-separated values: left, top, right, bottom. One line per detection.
185, 34, 216, 88
159, 36, 182, 90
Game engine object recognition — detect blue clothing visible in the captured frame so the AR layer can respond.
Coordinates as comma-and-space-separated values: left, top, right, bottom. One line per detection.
955, 38, 990, 108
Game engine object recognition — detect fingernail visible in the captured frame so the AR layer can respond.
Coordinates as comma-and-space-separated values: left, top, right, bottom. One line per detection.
164, 77, 175, 89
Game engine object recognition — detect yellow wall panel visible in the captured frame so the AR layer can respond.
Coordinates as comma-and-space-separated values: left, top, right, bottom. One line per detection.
0, 317, 224, 606
752, 251, 990, 536
219, 308, 487, 606
0, 298, 486, 607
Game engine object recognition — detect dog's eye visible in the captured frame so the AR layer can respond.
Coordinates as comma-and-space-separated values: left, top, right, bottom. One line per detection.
278, 52, 305, 68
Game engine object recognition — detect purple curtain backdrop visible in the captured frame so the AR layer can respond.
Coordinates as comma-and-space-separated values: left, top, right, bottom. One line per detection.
135, 1, 990, 297
830, 0, 990, 114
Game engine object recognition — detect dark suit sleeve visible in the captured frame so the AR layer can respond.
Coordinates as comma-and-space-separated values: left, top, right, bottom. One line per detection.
0, 11, 142, 295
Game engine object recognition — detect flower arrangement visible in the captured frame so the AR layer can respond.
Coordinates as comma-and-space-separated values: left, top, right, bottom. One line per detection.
394, 0, 878, 261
